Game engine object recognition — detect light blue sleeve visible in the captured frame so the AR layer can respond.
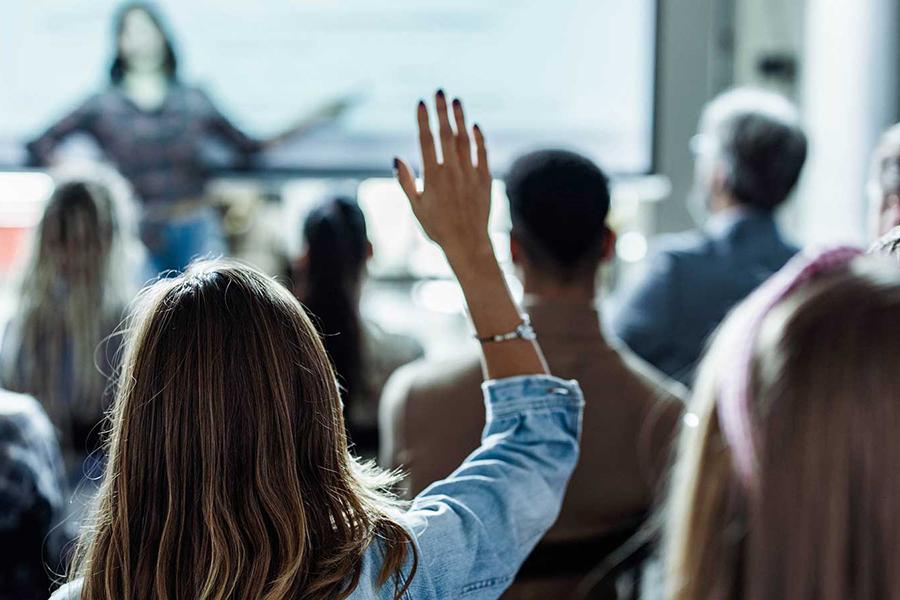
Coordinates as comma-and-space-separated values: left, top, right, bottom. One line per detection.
400, 375, 583, 599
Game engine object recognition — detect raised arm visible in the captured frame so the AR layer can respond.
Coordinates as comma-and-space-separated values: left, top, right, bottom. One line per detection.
261, 93, 360, 151
393, 92, 581, 599
394, 91, 547, 379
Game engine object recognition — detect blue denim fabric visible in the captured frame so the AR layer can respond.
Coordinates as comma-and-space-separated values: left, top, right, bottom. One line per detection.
51, 375, 583, 600
140, 206, 226, 275
351, 374, 584, 599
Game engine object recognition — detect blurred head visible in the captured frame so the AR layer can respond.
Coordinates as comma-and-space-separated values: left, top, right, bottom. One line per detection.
0, 399, 65, 600
869, 225, 900, 262
505, 150, 614, 295
73, 260, 416, 600
691, 88, 807, 217
2, 178, 133, 428
867, 124, 900, 239
666, 248, 900, 600
297, 197, 372, 421
110, 2, 178, 82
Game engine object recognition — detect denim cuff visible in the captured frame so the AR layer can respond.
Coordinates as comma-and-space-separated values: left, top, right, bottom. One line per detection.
482, 375, 584, 420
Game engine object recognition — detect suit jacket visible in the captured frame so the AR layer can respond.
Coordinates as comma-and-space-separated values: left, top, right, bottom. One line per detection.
612, 208, 799, 387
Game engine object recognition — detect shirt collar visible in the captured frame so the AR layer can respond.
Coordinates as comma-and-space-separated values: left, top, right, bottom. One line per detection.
705, 206, 777, 238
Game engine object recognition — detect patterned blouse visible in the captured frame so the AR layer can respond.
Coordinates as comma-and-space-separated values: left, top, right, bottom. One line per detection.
27, 84, 263, 205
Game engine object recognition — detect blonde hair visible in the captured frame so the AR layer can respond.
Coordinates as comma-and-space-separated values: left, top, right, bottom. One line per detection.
1, 177, 135, 455
72, 260, 417, 600
666, 253, 900, 600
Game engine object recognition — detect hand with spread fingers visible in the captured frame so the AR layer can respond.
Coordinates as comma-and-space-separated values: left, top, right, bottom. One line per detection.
395, 90, 548, 379
394, 90, 493, 268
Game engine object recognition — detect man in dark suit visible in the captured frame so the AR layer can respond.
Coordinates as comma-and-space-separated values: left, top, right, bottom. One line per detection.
612, 88, 807, 387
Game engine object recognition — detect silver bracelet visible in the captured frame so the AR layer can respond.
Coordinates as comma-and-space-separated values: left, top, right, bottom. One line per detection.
474, 315, 537, 344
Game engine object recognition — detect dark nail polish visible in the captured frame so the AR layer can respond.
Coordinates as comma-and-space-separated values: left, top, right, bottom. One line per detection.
418, 99, 426, 108
436, 89, 445, 98
392, 157, 400, 171
452, 98, 461, 108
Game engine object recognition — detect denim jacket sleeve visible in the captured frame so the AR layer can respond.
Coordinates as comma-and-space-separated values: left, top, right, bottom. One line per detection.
400, 374, 583, 599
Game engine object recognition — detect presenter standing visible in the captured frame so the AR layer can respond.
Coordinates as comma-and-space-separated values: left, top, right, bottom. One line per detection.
28, 2, 350, 273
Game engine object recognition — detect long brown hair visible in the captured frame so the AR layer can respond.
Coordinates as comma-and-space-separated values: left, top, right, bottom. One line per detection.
665, 253, 900, 600
72, 260, 417, 599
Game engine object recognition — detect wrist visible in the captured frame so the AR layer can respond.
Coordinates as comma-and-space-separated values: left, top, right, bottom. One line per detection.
444, 237, 496, 274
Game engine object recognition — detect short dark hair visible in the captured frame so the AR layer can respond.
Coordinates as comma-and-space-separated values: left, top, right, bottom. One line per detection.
505, 149, 610, 279
703, 89, 808, 211
110, 2, 179, 84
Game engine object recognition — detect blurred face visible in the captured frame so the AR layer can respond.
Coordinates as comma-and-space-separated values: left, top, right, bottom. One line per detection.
119, 9, 166, 73
871, 156, 900, 239
688, 123, 720, 224
872, 191, 900, 239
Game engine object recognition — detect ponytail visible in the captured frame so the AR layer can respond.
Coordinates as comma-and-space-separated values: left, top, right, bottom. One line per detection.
301, 197, 368, 438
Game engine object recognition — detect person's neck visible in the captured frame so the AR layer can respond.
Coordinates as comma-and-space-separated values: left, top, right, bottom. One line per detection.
122, 68, 170, 111
709, 193, 742, 214
519, 269, 597, 305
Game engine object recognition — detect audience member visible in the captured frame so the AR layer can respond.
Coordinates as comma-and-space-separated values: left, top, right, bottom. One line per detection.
867, 123, 900, 239
0, 178, 137, 479
613, 88, 807, 386
665, 247, 900, 599
869, 225, 900, 260
0, 390, 68, 600
51, 92, 583, 600
381, 149, 686, 599
296, 196, 423, 456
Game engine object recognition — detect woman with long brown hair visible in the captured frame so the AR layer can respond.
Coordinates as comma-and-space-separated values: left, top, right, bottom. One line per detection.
51, 92, 583, 599
665, 246, 900, 599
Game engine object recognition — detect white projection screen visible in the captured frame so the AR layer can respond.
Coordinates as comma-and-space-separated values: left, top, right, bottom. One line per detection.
0, 0, 657, 174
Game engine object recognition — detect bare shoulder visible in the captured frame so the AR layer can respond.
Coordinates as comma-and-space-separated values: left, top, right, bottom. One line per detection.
613, 340, 689, 404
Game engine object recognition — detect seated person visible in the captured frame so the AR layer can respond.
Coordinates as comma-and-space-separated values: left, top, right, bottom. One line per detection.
612, 88, 807, 386
52, 92, 583, 600
295, 197, 424, 456
381, 148, 687, 599
867, 123, 900, 239
0, 390, 68, 600
0, 178, 139, 480
868, 225, 900, 260
664, 247, 900, 599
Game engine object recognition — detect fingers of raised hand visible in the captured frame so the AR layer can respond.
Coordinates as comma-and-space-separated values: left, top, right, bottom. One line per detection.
435, 90, 458, 170
417, 101, 438, 175
393, 157, 419, 203
410, 91, 488, 186
452, 98, 473, 168
473, 124, 491, 182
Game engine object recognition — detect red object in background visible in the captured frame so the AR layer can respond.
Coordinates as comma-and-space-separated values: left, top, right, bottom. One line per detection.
0, 226, 32, 273
0, 171, 54, 275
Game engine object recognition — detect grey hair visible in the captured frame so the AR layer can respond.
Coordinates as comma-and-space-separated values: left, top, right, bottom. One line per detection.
700, 88, 808, 211
868, 123, 900, 201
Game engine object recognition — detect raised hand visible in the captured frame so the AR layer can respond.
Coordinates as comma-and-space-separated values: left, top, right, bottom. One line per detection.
394, 90, 547, 379
394, 90, 493, 267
